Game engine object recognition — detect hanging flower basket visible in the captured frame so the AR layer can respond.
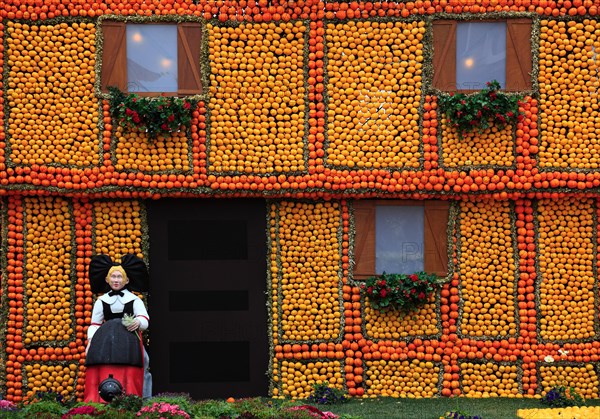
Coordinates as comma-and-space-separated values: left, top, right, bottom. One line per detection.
438, 80, 523, 140
108, 86, 198, 141
360, 272, 441, 313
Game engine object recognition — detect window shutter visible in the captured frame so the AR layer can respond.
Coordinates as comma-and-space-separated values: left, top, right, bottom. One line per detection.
101, 21, 128, 93
352, 201, 376, 280
178, 22, 203, 95
432, 20, 457, 92
423, 201, 450, 277
506, 19, 532, 91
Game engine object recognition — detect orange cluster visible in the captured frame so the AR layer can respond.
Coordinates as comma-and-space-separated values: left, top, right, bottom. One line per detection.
441, 122, 515, 168
538, 19, 600, 169
537, 198, 596, 341
114, 129, 191, 173
459, 200, 516, 338
273, 201, 342, 342
364, 302, 439, 340
539, 364, 599, 399
24, 362, 77, 399
364, 359, 440, 397
24, 197, 74, 344
278, 360, 343, 399
5, 21, 99, 167
207, 21, 306, 174
93, 200, 145, 259
460, 361, 520, 397
325, 20, 424, 170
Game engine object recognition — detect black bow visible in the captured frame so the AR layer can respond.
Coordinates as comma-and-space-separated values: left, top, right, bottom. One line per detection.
108, 290, 124, 297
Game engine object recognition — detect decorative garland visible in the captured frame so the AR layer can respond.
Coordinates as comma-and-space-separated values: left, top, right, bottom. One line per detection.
437, 81, 523, 140
107, 87, 199, 141
360, 272, 441, 313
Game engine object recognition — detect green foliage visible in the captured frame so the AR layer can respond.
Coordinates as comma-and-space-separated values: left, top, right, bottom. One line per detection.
20, 400, 67, 418
360, 272, 440, 313
109, 393, 143, 412
438, 80, 522, 139
307, 383, 348, 405
108, 86, 198, 141
541, 385, 585, 408
192, 399, 238, 418
192, 398, 337, 419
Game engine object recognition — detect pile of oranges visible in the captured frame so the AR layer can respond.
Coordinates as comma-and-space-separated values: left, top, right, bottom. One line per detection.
325, 20, 424, 170
539, 364, 599, 399
114, 128, 192, 173
5, 21, 99, 167
93, 200, 144, 258
538, 19, 600, 169
459, 200, 517, 338
272, 201, 341, 343
364, 301, 439, 340
460, 361, 520, 397
277, 360, 343, 399
24, 363, 77, 400
441, 122, 515, 168
23, 197, 74, 345
207, 21, 306, 174
364, 359, 440, 397
537, 198, 596, 341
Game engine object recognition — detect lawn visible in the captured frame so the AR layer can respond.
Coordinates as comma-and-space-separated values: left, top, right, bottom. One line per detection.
320, 396, 600, 419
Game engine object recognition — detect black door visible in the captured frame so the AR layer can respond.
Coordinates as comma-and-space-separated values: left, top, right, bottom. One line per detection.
147, 198, 269, 399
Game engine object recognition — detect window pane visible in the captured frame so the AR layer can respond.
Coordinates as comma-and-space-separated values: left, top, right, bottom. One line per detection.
127, 24, 178, 92
456, 22, 506, 90
376, 206, 424, 274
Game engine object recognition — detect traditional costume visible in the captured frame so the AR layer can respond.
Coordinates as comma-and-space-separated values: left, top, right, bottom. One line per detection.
84, 254, 152, 402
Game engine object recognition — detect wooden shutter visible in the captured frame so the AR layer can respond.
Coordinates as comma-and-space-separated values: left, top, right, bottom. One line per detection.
423, 201, 450, 277
352, 201, 376, 280
432, 20, 457, 92
506, 19, 533, 91
178, 22, 203, 95
101, 21, 128, 93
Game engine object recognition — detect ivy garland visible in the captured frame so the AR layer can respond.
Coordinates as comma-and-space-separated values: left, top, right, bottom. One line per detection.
438, 81, 523, 140
107, 87, 199, 141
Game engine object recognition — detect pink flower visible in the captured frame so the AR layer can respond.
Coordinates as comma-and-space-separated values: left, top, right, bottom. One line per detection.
0, 400, 17, 411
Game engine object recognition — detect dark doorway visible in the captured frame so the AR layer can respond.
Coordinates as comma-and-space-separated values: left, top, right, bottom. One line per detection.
147, 199, 269, 399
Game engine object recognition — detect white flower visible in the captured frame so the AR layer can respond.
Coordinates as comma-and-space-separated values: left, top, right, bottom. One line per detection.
122, 313, 137, 328
558, 349, 569, 356
544, 355, 555, 363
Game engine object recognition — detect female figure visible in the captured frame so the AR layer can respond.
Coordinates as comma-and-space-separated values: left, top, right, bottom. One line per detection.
84, 254, 151, 402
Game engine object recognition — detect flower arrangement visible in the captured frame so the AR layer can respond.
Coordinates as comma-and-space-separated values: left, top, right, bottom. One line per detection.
108, 86, 198, 141
438, 80, 522, 139
136, 402, 190, 419
360, 272, 440, 313
307, 383, 348, 405
0, 400, 17, 411
541, 385, 585, 408
62, 405, 101, 418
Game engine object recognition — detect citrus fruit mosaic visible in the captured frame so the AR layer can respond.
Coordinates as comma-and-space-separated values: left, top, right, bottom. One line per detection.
0, 0, 599, 405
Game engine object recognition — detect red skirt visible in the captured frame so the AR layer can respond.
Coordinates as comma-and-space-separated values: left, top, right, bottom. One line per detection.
84, 365, 144, 403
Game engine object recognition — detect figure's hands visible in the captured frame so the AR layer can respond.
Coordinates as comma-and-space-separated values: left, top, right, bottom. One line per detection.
126, 318, 140, 332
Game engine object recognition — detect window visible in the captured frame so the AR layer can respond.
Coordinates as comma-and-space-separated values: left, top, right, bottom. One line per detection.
432, 19, 532, 92
352, 200, 450, 280
101, 21, 202, 95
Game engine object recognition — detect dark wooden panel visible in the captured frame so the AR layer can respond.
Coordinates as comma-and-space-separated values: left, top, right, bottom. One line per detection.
147, 199, 268, 399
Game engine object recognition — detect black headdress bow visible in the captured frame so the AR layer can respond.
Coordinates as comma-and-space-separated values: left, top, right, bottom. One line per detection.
88, 254, 149, 294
